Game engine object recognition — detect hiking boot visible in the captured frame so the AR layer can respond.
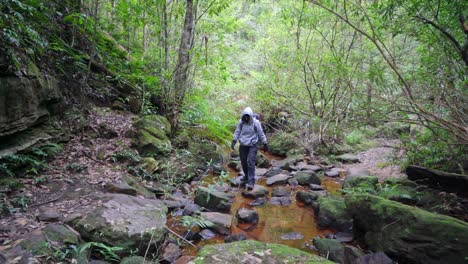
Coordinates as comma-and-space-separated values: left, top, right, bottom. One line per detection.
246, 184, 254, 191
239, 177, 248, 186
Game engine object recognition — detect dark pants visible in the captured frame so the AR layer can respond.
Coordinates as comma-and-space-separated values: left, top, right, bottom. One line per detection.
239, 145, 258, 186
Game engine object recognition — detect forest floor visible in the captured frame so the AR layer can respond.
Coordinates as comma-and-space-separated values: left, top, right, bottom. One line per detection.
0, 107, 136, 246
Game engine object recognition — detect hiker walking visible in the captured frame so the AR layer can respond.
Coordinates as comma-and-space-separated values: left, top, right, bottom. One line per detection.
231, 107, 268, 190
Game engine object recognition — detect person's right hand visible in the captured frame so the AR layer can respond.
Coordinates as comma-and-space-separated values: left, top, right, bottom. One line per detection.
231, 140, 236, 150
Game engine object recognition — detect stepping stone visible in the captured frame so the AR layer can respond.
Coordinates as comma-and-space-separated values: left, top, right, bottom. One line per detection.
236, 208, 259, 224
272, 187, 290, 197
199, 229, 216, 240
266, 173, 292, 186
256, 168, 268, 177
265, 168, 283, 178
270, 197, 292, 206
325, 168, 346, 177
249, 198, 266, 207
183, 203, 200, 215
242, 185, 269, 199
161, 243, 181, 263
200, 212, 232, 235
292, 162, 322, 172
281, 231, 304, 240
294, 171, 320, 185
309, 184, 325, 191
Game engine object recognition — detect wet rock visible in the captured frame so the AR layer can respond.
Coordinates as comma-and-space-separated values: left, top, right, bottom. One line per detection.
183, 203, 200, 215
335, 231, 354, 243
272, 155, 302, 171
313, 238, 345, 263
264, 167, 283, 178
194, 240, 333, 263
194, 186, 234, 213
71, 193, 167, 254
296, 191, 320, 205
266, 173, 292, 186
336, 153, 359, 163
37, 211, 62, 222
236, 208, 259, 224
163, 200, 183, 210
133, 115, 171, 156
316, 196, 353, 232
256, 168, 268, 177
229, 176, 247, 187
310, 184, 325, 191
199, 229, 216, 240
272, 186, 290, 197
346, 194, 468, 264
344, 245, 365, 264
294, 171, 320, 185
105, 182, 137, 196
356, 252, 395, 264
292, 162, 322, 172
225, 233, 247, 243
281, 231, 304, 240
249, 198, 266, 206
161, 243, 182, 263
241, 185, 269, 199
199, 212, 232, 235
270, 197, 292, 206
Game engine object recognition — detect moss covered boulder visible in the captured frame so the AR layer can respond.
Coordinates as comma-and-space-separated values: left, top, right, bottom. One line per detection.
343, 175, 378, 190
345, 194, 468, 264
316, 196, 353, 232
193, 240, 334, 264
313, 238, 345, 263
133, 115, 171, 156
71, 194, 167, 255
194, 186, 234, 213
268, 133, 299, 157
294, 171, 320, 186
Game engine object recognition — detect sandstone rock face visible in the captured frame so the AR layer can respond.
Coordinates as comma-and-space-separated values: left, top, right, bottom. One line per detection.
71, 194, 167, 254
0, 66, 61, 138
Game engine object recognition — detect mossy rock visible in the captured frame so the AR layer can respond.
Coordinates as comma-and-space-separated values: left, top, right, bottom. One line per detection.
194, 186, 234, 213
18, 230, 53, 256
294, 171, 320, 186
316, 196, 352, 232
193, 240, 334, 263
313, 238, 345, 263
43, 224, 79, 245
133, 115, 171, 156
256, 151, 270, 168
345, 193, 468, 264
268, 133, 299, 157
343, 175, 378, 190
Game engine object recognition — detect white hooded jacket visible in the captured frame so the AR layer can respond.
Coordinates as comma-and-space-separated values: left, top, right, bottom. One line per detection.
232, 107, 267, 146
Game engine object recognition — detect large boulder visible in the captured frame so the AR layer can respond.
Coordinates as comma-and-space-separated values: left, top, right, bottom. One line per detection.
193, 240, 334, 263
345, 194, 468, 264
71, 194, 167, 255
316, 196, 353, 232
133, 115, 171, 156
194, 186, 234, 213
268, 133, 299, 157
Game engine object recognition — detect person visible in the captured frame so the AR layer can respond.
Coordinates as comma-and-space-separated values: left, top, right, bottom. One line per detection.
231, 107, 268, 190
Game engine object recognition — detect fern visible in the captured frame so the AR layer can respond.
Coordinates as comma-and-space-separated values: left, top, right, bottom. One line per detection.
77, 242, 123, 262
180, 215, 214, 229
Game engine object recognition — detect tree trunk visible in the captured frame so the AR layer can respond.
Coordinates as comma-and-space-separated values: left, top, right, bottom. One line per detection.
406, 165, 468, 197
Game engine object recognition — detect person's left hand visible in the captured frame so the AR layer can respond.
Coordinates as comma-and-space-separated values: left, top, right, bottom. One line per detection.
231, 140, 236, 150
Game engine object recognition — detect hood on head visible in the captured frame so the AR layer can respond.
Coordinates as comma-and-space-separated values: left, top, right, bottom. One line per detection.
241, 107, 254, 119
